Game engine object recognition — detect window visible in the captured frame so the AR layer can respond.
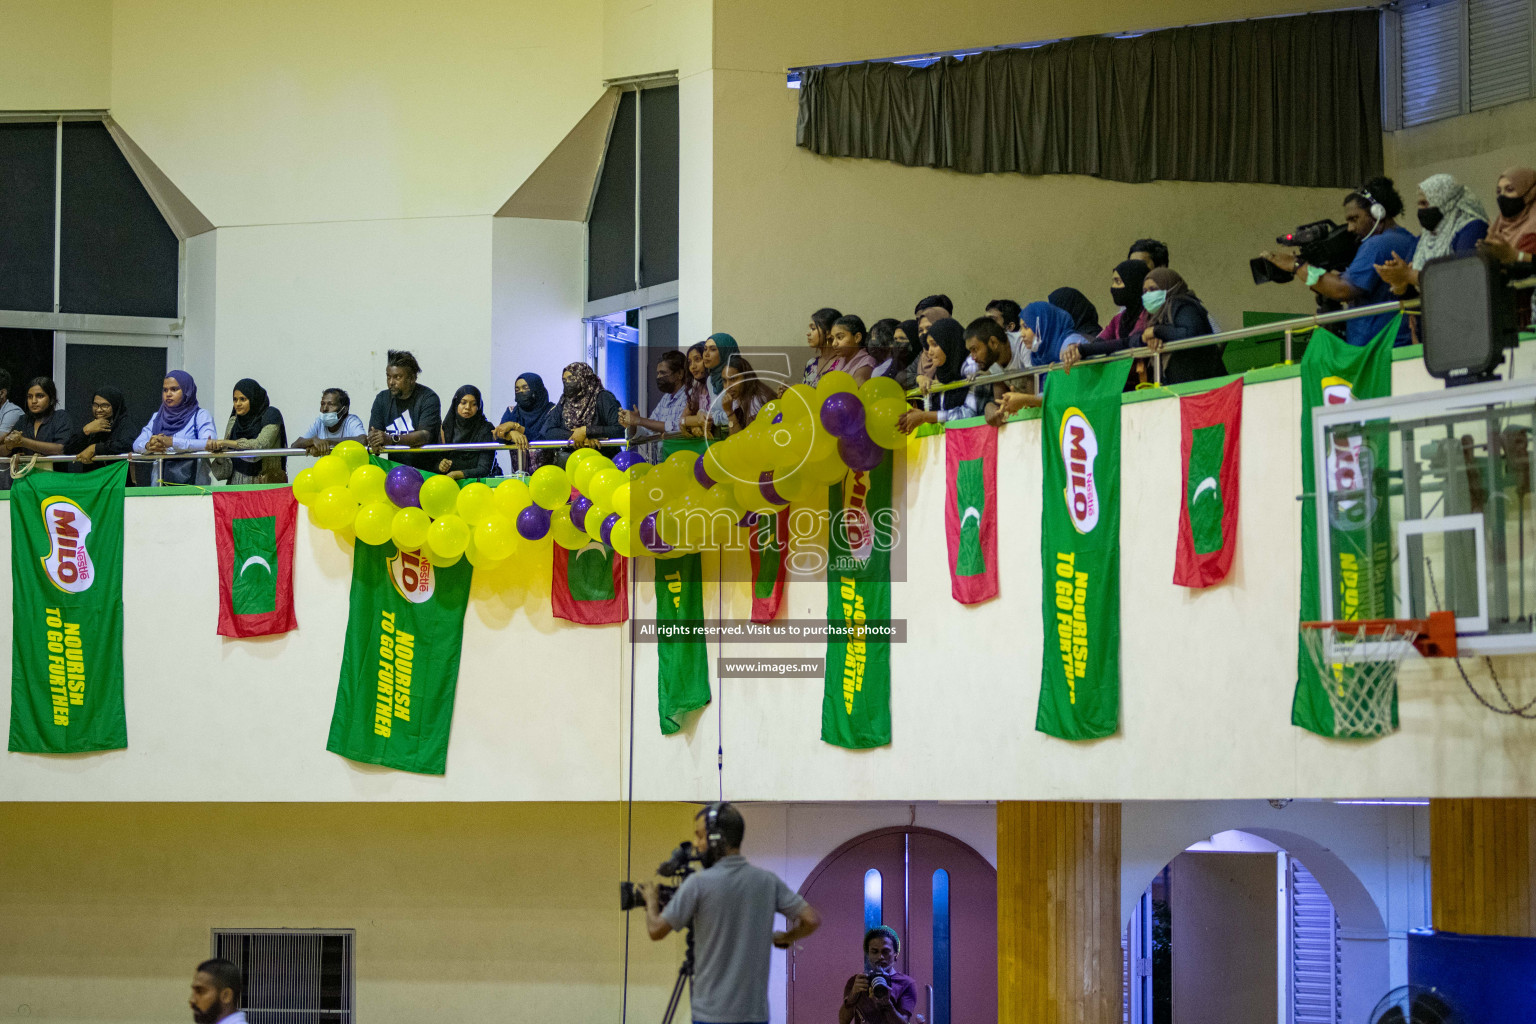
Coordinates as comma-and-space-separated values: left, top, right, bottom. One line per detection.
212, 928, 355, 1024
863, 867, 883, 932
1388, 0, 1536, 128
586, 81, 679, 309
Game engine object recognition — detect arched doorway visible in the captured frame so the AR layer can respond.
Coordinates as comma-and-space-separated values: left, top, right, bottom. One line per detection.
788, 827, 996, 1024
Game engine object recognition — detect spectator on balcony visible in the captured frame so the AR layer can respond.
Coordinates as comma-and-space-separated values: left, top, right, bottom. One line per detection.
913, 293, 952, 317
681, 341, 712, 436
892, 318, 924, 390
295, 388, 367, 457
1049, 287, 1102, 339
542, 361, 623, 463
494, 373, 557, 472
803, 307, 842, 386
134, 370, 215, 485
1127, 238, 1170, 269
1140, 268, 1226, 385
619, 353, 690, 461
1019, 300, 1082, 371
1478, 166, 1536, 326
720, 353, 779, 433
866, 318, 902, 380
208, 378, 289, 485
985, 299, 1022, 338
1376, 173, 1489, 296
65, 387, 136, 474
703, 332, 741, 429
437, 384, 499, 480
1060, 258, 1151, 381
1, 377, 72, 475
367, 350, 442, 469
825, 314, 877, 384
898, 317, 974, 430
0, 369, 26, 488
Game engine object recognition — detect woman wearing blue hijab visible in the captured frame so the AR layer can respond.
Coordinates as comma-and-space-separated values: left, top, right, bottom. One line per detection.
1020, 301, 1081, 370
494, 373, 556, 472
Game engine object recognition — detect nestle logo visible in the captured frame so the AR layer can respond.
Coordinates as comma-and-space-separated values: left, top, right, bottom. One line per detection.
1059, 408, 1100, 534
40, 497, 95, 594
389, 548, 435, 603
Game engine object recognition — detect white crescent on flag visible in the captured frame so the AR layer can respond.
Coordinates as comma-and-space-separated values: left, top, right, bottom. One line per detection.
1192, 477, 1219, 503
239, 555, 273, 577
960, 506, 982, 530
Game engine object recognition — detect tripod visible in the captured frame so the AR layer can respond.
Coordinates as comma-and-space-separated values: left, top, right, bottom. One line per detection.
660, 925, 695, 1024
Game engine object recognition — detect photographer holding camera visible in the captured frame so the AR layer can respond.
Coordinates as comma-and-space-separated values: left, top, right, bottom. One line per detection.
640, 803, 821, 1024
841, 926, 920, 1024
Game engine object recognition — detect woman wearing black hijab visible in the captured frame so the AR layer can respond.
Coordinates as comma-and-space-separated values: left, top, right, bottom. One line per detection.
494, 373, 556, 472
439, 384, 499, 480
898, 317, 975, 430
65, 387, 137, 475
1048, 287, 1102, 339
1062, 259, 1151, 387
208, 378, 288, 484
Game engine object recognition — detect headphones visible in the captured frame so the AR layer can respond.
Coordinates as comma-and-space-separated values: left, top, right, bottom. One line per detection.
703, 802, 729, 863
1356, 184, 1387, 226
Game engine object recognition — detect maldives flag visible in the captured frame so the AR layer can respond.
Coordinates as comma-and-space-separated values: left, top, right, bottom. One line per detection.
749, 509, 790, 622
1174, 378, 1242, 588
553, 542, 628, 624
214, 488, 298, 637
944, 424, 999, 604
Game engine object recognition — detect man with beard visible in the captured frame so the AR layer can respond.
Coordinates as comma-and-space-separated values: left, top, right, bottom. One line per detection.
366, 349, 441, 470
188, 958, 244, 1024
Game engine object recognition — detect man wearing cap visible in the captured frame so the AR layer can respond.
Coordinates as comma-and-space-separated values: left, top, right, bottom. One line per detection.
840, 925, 921, 1024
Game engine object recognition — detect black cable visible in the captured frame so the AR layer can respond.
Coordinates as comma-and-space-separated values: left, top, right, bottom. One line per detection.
621, 553, 639, 1022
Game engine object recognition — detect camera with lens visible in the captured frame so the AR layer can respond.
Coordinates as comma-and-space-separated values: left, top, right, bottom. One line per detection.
867, 972, 892, 1001
619, 841, 701, 911
1250, 219, 1360, 285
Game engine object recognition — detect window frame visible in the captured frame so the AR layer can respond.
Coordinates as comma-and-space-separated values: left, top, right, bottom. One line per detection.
1384, 0, 1536, 129
210, 926, 356, 1024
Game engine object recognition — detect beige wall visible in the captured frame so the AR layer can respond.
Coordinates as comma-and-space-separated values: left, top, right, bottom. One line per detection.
1385, 97, 1536, 208
0, 0, 112, 110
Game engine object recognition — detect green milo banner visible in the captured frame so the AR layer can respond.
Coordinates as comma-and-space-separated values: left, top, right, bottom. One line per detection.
1294, 318, 1398, 737
822, 451, 894, 749
656, 551, 710, 734
327, 540, 473, 774
1038, 359, 1132, 740
9, 463, 129, 754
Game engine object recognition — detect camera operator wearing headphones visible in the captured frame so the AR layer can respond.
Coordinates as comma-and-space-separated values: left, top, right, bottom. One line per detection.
841, 926, 920, 1024
1259, 176, 1417, 348
641, 803, 822, 1024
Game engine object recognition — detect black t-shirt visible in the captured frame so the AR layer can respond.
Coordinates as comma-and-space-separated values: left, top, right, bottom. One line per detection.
369, 385, 442, 470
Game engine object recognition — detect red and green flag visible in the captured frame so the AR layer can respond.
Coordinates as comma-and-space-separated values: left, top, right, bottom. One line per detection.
822, 452, 894, 749
9, 463, 129, 754
1174, 379, 1242, 589
214, 488, 298, 637
1037, 358, 1131, 741
553, 542, 628, 624
655, 552, 711, 734
749, 509, 790, 622
945, 424, 999, 604
327, 542, 473, 774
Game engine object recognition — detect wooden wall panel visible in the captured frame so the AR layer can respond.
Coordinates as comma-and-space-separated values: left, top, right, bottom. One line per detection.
1430, 798, 1536, 937
998, 801, 1121, 1024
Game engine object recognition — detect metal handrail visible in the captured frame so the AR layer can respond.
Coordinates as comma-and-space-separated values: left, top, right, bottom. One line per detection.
906, 298, 1419, 397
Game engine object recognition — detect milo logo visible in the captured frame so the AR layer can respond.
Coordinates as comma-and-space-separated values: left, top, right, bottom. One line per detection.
39, 497, 95, 593
836, 470, 875, 562
1059, 407, 1100, 534
388, 548, 435, 603
1321, 375, 1378, 530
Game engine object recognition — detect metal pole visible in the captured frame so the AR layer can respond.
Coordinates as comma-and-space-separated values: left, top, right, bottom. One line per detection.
1284, 328, 1294, 365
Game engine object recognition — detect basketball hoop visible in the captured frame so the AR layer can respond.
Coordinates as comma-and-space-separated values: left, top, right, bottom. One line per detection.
1298, 612, 1457, 737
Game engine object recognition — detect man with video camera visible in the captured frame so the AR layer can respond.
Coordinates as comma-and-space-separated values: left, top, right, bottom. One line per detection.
641, 802, 822, 1024
840, 926, 920, 1024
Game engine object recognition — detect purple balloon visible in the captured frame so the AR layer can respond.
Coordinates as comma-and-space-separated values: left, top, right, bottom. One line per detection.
570, 495, 593, 531
739, 511, 758, 529
758, 470, 788, 506
819, 391, 866, 438
516, 504, 552, 541
385, 466, 423, 508
694, 455, 716, 489
600, 512, 620, 547
613, 449, 647, 470
838, 429, 885, 472
639, 511, 673, 554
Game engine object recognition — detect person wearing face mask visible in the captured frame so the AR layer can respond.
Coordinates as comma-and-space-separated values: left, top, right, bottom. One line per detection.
1477, 166, 1536, 327
494, 373, 557, 472
618, 351, 688, 462
1376, 173, 1489, 294
1261, 176, 1417, 347
1061, 260, 1151, 382
133, 371, 216, 485
208, 378, 288, 484
1, 376, 73, 474
295, 388, 366, 457
540, 361, 623, 466
1139, 268, 1226, 385
892, 318, 925, 391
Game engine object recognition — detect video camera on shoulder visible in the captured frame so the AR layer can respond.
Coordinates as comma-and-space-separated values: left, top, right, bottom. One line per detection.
1250, 219, 1360, 285
619, 840, 701, 911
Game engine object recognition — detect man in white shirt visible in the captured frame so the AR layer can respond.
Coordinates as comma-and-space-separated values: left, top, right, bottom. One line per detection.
189, 958, 246, 1024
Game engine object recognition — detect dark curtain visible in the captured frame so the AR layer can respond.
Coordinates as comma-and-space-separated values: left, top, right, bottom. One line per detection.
796, 10, 1382, 188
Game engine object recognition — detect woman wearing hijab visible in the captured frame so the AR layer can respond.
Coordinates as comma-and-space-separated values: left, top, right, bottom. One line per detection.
1048, 287, 1103, 339
208, 378, 288, 485
1062, 260, 1151, 384
436, 384, 499, 480
0, 377, 72, 473
1139, 268, 1226, 385
893, 318, 924, 390
540, 361, 623, 465
702, 332, 741, 428
1478, 166, 1536, 326
898, 318, 976, 430
866, 318, 903, 379
1377, 173, 1490, 294
494, 373, 556, 473
134, 370, 215, 485
65, 387, 137, 475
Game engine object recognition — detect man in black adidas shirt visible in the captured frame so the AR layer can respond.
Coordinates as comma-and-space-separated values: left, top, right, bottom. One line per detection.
367, 350, 442, 471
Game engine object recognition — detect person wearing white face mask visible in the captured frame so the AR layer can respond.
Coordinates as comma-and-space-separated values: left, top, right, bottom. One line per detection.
295, 387, 367, 457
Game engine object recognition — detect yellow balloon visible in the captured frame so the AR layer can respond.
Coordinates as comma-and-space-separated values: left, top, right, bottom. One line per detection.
764, 415, 813, 471
348, 464, 388, 507
311, 486, 358, 531
551, 507, 589, 549
391, 506, 431, 551
610, 481, 632, 519
572, 453, 614, 496
529, 465, 571, 511
586, 503, 613, 541
419, 474, 460, 519
609, 517, 633, 557
770, 466, 809, 504
778, 384, 819, 422
427, 513, 470, 558
354, 501, 397, 546
866, 397, 910, 450
807, 419, 839, 462
567, 447, 597, 468
589, 467, 625, 508
859, 375, 907, 408
816, 370, 858, 399
312, 454, 351, 491
493, 477, 533, 519
456, 481, 495, 526
332, 439, 369, 474
805, 451, 849, 486
474, 512, 518, 560
292, 468, 322, 507
423, 545, 462, 568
